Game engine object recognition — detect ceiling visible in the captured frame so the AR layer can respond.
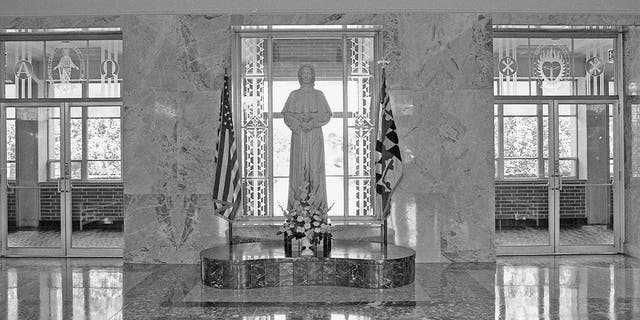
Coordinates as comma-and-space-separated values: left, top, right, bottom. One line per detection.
0, 0, 639, 17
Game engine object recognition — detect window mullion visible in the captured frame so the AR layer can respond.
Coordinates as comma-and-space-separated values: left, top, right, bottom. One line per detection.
342, 35, 349, 219
267, 36, 274, 218
0, 41, 4, 99
82, 106, 88, 180
538, 104, 544, 178
498, 104, 504, 180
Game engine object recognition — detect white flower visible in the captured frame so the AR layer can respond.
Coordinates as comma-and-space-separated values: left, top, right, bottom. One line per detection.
296, 226, 305, 233
304, 223, 311, 229
313, 221, 320, 226
297, 216, 304, 222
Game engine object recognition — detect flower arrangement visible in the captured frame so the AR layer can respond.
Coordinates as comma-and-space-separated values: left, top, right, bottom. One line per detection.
277, 182, 331, 249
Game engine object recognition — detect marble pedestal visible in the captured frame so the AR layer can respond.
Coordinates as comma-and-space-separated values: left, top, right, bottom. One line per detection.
200, 240, 415, 289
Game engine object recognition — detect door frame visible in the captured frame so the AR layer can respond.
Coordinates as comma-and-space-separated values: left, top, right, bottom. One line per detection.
65, 101, 122, 257
496, 97, 623, 255
1, 101, 123, 257
1, 102, 66, 257
553, 99, 621, 254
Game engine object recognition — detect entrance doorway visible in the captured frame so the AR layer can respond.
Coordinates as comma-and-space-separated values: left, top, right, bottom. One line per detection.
1, 102, 123, 257
495, 99, 622, 254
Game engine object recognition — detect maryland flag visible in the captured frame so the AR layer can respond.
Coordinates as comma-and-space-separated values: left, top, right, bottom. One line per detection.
375, 69, 403, 220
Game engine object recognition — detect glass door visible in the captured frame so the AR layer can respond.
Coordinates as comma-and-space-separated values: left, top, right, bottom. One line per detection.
66, 103, 123, 255
495, 102, 555, 254
554, 101, 619, 253
1, 102, 123, 257
1, 104, 66, 256
496, 100, 621, 254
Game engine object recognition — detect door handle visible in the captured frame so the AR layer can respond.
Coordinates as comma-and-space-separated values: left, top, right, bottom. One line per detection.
558, 174, 563, 191
57, 178, 71, 193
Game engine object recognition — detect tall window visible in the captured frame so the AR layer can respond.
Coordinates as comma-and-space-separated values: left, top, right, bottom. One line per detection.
234, 26, 380, 221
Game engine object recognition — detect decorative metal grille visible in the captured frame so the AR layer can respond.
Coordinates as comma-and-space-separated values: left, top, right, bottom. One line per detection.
241, 38, 268, 216
347, 37, 374, 216
244, 179, 267, 217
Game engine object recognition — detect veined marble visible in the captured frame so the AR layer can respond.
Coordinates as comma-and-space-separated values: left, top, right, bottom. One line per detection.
493, 13, 640, 25
0, 13, 494, 264
119, 12, 495, 264
625, 27, 640, 258
3, 12, 640, 264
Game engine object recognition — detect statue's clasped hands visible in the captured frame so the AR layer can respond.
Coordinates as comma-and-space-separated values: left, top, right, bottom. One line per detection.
300, 119, 313, 133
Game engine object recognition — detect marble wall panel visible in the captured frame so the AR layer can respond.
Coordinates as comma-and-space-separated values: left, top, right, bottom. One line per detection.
493, 13, 640, 26
375, 14, 495, 262
624, 27, 640, 258
121, 15, 232, 263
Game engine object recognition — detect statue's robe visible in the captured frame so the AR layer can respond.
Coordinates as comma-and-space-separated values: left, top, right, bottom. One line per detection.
282, 84, 332, 211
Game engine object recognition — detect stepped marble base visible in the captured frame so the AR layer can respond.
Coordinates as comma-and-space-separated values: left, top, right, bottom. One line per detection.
200, 240, 415, 289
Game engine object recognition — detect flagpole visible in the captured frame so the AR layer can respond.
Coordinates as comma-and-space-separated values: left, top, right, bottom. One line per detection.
376, 59, 390, 247
224, 66, 233, 247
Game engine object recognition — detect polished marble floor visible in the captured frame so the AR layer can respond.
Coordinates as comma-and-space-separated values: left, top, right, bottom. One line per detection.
496, 225, 614, 246
1, 255, 640, 319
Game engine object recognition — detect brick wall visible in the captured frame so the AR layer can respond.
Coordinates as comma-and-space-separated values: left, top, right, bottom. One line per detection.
495, 180, 613, 226
7, 181, 123, 228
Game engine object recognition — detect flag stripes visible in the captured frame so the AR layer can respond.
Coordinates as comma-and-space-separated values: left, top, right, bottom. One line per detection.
213, 75, 241, 220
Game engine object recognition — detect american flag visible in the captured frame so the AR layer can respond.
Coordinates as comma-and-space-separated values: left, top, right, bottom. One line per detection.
375, 69, 403, 220
213, 75, 241, 220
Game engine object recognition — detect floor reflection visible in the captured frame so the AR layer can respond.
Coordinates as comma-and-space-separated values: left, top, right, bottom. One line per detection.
3, 256, 640, 319
2, 259, 122, 320
496, 256, 640, 320
242, 315, 371, 320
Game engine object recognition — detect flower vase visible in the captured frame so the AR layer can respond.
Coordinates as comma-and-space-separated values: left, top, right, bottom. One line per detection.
284, 235, 292, 257
322, 233, 332, 257
300, 237, 314, 256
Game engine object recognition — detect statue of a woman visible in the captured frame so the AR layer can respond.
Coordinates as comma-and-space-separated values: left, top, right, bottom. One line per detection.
282, 65, 332, 211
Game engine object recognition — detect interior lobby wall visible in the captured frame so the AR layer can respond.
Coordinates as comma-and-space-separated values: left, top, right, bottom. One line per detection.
623, 27, 640, 258
0, 13, 496, 263
119, 12, 496, 264
2, 10, 640, 263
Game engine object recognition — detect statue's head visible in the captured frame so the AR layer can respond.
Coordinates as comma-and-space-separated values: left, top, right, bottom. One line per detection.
297, 64, 315, 86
